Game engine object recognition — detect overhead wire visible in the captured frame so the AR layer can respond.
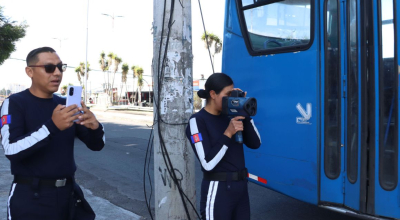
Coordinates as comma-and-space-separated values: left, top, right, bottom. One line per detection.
197, 0, 215, 74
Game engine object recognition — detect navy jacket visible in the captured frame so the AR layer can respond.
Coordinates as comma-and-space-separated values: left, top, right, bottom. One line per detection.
0, 89, 105, 179
186, 108, 261, 173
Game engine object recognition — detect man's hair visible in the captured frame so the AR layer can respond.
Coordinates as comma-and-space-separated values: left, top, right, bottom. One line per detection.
26, 47, 56, 66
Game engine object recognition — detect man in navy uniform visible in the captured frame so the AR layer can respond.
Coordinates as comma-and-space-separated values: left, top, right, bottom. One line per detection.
0, 47, 105, 220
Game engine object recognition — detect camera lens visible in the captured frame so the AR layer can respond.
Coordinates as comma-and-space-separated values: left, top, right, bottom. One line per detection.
69, 87, 74, 96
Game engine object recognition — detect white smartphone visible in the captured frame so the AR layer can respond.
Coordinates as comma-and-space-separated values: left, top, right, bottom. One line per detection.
66, 86, 83, 121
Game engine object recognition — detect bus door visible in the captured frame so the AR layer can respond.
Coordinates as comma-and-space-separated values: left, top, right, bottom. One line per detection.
321, 0, 399, 218
368, 0, 399, 218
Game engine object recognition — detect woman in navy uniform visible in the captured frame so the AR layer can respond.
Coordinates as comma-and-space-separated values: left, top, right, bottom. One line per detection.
186, 73, 261, 220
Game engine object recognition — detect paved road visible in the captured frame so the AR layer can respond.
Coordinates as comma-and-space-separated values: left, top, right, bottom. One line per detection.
0, 148, 140, 220
0, 109, 360, 220
74, 110, 359, 220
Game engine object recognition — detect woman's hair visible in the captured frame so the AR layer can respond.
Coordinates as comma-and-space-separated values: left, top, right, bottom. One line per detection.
197, 73, 233, 102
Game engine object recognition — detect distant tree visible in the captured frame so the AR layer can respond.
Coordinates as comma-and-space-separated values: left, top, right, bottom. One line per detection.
74, 62, 90, 100
201, 32, 222, 65
106, 52, 115, 104
111, 55, 122, 103
99, 51, 110, 105
120, 63, 129, 104
0, 6, 28, 65
75, 62, 91, 86
136, 67, 144, 104
61, 83, 73, 96
131, 65, 137, 103
101, 52, 122, 105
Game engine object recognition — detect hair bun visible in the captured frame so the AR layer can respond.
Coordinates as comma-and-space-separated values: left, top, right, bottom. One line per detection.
197, 89, 208, 99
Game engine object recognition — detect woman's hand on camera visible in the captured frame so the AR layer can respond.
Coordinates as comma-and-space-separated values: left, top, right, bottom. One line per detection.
224, 116, 245, 138
233, 88, 247, 97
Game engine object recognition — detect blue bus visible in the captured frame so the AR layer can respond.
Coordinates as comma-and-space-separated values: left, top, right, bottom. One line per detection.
222, 0, 399, 219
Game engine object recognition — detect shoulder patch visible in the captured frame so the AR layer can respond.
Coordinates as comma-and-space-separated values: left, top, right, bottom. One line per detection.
191, 133, 203, 144
1, 115, 11, 128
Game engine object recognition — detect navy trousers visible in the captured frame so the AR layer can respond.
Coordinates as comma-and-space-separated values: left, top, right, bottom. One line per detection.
7, 182, 73, 220
200, 179, 250, 220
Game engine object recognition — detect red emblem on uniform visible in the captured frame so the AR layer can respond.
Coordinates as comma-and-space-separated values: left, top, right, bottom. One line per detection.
191, 133, 203, 144
1, 115, 11, 128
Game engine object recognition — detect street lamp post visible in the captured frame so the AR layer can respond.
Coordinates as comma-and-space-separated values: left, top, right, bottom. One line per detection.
52, 37, 68, 49
52, 37, 68, 64
101, 13, 124, 28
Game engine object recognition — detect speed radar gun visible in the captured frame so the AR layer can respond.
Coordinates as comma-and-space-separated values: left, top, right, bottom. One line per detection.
222, 90, 257, 143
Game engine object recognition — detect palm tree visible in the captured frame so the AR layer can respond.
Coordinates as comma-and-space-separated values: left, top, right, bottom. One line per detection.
75, 62, 90, 85
201, 32, 222, 64
107, 52, 114, 70
61, 83, 73, 96
106, 52, 114, 104
75, 62, 90, 97
99, 51, 112, 106
121, 63, 129, 104
131, 65, 137, 104
99, 51, 109, 89
136, 67, 144, 104
75, 66, 82, 84
110, 54, 122, 104
99, 51, 108, 72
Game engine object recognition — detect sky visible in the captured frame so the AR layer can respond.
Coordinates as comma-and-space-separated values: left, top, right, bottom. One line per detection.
0, 0, 225, 92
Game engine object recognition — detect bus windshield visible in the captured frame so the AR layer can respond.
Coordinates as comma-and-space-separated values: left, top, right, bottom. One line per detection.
240, 0, 312, 52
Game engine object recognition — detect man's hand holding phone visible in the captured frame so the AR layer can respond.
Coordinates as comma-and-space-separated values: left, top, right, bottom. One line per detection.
76, 101, 99, 130
52, 104, 82, 131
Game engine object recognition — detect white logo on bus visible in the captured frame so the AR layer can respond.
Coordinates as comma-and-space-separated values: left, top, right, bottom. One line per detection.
296, 103, 312, 125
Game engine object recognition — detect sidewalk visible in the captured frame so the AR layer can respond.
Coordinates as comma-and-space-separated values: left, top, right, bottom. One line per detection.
91, 108, 154, 125
0, 110, 146, 220
0, 151, 142, 220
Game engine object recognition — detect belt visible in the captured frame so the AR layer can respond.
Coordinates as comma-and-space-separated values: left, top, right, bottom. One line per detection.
203, 169, 248, 181
13, 176, 73, 188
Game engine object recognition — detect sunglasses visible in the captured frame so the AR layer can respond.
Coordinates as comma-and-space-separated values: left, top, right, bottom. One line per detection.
28, 63, 67, 73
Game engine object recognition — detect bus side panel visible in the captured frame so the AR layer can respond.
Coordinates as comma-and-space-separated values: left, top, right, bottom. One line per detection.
246, 152, 318, 205
222, 0, 319, 205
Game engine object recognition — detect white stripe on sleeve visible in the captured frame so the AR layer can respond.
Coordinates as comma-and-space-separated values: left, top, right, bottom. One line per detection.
1, 99, 51, 156
189, 118, 228, 171
250, 119, 261, 144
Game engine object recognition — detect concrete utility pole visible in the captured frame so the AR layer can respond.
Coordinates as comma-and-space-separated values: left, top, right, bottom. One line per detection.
153, 0, 196, 219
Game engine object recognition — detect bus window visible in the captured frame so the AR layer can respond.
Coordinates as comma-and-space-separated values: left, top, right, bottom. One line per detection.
227, 0, 233, 30
324, 0, 341, 180
347, 0, 358, 184
239, 0, 312, 54
379, 0, 398, 191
